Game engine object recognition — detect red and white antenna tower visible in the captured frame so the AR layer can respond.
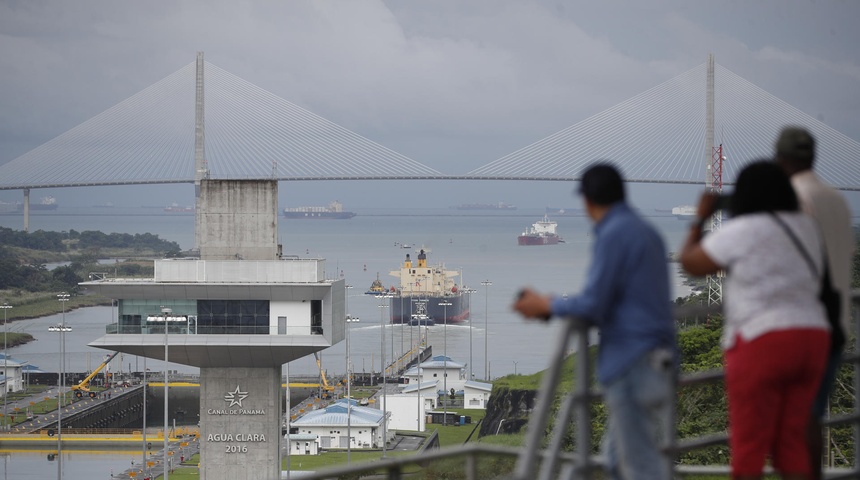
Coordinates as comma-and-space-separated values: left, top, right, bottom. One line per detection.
705, 55, 723, 305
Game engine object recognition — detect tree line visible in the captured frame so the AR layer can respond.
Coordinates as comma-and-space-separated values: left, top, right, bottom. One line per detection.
0, 227, 180, 253
0, 227, 179, 292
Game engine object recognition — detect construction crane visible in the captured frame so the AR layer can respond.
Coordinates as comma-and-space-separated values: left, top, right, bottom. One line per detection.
71, 351, 118, 398
313, 352, 335, 399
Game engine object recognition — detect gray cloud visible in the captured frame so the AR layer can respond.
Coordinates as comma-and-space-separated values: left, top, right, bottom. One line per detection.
1, 0, 858, 209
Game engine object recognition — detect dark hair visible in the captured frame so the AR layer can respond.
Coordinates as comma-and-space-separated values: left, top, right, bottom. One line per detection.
578, 163, 625, 205
730, 160, 798, 216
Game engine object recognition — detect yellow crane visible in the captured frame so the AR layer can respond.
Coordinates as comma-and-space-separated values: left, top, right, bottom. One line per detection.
71, 351, 118, 398
314, 352, 335, 399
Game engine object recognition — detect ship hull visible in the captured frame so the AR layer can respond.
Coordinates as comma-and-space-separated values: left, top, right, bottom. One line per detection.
283, 212, 356, 219
518, 234, 560, 246
389, 294, 469, 325
28, 204, 59, 211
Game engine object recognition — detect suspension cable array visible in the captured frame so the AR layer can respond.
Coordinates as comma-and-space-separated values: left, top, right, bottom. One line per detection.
2, 60, 859, 190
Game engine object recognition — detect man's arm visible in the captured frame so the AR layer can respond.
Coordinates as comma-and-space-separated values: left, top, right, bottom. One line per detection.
550, 231, 628, 325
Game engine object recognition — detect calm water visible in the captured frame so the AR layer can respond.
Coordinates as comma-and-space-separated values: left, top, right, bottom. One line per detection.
0, 451, 141, 480
0, 206, 694, 380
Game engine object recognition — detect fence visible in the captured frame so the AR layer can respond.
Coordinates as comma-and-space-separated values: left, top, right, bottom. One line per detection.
289, 294, 860, 479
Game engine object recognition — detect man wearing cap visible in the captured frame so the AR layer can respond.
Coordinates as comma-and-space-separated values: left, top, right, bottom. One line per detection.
513, 163, 677, 480
775, 126, 854, 480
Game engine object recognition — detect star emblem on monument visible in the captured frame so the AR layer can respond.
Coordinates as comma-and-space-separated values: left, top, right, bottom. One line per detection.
224, 386, 249, 408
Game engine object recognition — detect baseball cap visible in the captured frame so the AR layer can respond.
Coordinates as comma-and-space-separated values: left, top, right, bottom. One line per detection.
775, 127, 815, 161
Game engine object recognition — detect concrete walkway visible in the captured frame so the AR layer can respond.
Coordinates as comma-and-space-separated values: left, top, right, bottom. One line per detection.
5, 383, 138, 433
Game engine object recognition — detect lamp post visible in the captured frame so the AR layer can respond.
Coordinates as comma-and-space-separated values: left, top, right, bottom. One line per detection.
346, 315, 359, 464
146, 307, 176, 480
375, 294, 391, 457
481, 280, 492, 380
344, 285, 353, 400
1, 303, 11, 432
438, 301, 451, 425
142, 356, 147, 468
461, 288, 476, 380
57, 292, 69, 480
161, 307, 170, 480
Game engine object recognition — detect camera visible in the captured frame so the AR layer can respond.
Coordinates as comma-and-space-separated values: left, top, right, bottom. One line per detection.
712, 194, 732, 212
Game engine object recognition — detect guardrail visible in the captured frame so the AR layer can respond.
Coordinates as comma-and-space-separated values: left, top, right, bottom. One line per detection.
289, 294, 860, 479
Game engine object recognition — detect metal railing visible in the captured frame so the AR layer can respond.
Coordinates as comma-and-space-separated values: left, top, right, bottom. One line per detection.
287, 295, 860, 480
104, 323, 322, 336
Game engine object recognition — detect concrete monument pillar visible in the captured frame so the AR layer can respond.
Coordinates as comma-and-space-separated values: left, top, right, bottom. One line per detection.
199, 367, 281, 480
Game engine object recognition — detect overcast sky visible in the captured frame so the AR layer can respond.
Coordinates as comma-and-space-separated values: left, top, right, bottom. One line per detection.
1, 0, 858, 210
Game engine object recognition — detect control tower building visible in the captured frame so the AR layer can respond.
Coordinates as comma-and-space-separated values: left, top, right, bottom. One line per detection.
84, 178, 345, 480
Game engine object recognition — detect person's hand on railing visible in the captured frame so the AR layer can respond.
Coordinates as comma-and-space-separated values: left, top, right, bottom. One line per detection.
512, 288, 552, 322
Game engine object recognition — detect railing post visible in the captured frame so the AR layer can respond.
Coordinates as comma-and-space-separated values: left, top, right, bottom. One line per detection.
663, 368, 678, 478
387, 465, 402, 480
537, 321, 590, 480
573, 321, 591, 479
854, 294, 859, 474
466, 450, 477, 480
513, 320, 576, 479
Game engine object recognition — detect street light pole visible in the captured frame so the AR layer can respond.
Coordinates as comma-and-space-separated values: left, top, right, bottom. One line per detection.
57, 292, 69, 480
161, 306, 171, 480
375, 294, 391, 457
346, 315, 359, 464
142, 356, 147, 468
1, 303, 12, 432
461, 288, 476, 380
438, 301, 451, 425
481, 280, 492, 380
416, 355, 422, 431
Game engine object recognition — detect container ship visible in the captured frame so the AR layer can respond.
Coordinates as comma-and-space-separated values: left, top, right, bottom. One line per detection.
284, 200, 356, 219
518, 215, 562, 246
164, 203, 194, 213
451, 202, 517, 211
379, 249, 469, 325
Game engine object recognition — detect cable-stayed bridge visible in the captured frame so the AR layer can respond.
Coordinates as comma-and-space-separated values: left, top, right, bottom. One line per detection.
1, 57, 860, 191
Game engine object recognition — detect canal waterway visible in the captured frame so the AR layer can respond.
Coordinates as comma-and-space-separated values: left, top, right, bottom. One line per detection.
0, 450, 141, 480
1, 207, 696, 381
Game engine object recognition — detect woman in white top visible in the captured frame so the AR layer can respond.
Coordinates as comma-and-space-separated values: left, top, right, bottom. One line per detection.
680, 161, 829, 480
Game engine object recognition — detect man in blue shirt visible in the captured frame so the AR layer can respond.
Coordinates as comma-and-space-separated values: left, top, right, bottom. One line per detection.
514, 163, 677, 480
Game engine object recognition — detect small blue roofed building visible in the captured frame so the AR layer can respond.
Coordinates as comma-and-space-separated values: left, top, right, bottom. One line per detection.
290, 398, 388, 451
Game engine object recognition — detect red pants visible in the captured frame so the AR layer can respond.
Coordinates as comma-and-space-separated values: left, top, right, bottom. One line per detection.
725, 328, 829, 477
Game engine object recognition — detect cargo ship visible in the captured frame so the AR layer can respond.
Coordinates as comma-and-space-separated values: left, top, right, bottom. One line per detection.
672, 205, 696, 219
545, 207, 583, 216
379, 249, 469, 325
518, 215, 562, 246
0, 201, 20, 214
284, 200, 356, 219
164, 203, 194, 213
28, 196, 59, 211
451, 202, 517, 211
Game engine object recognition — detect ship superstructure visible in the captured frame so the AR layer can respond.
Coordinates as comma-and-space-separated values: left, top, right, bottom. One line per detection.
518, 215, 561, 246
385, 249, 469, 324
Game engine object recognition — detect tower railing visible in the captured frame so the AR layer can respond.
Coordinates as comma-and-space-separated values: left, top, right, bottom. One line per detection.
289, 294, 860, 480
